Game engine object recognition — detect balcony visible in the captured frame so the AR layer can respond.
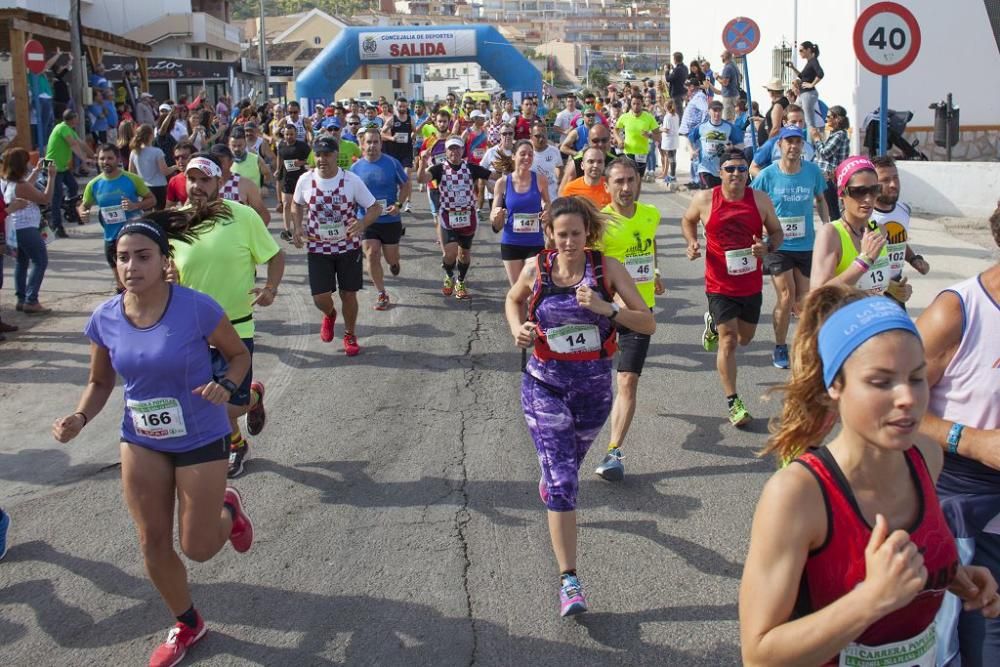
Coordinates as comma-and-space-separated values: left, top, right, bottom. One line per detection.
126, 12, 243, 57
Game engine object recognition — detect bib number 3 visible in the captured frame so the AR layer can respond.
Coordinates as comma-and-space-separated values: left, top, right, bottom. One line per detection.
725, 248, 756, 276
127, 397, 187, 439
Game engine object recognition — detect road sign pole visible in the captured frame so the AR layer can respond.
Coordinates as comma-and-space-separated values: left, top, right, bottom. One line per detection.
743, 59, 757, 151
878, 75, 888, 156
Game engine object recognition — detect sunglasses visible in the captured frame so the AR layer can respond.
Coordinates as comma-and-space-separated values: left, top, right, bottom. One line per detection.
531, 134, 546, 139
722, 164, 749, 173
584, 114, 595, 118
844, 184, 882, 199
348, 121, 360, 125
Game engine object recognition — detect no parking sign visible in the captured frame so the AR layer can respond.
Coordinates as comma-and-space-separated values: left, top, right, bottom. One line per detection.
722, 17, 760, 149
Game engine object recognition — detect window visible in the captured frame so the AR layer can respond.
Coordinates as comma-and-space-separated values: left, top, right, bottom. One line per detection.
314, 36, 322, 45
771, 43, 793, 87
191, 45, 200, 59
216, 49, 223, 60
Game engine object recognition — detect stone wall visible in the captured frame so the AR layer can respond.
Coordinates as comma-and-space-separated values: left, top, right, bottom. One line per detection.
861, 126, 1000, 162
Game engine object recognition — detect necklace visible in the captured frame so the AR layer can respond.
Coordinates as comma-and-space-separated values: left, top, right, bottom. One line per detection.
844, 219, 865, 238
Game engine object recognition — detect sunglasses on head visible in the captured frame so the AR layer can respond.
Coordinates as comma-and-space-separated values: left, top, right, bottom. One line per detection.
722, 164, 749, 173
845, 184, 882, 199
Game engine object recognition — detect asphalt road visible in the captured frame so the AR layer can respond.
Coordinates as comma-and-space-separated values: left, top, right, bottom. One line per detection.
0, 181, 995, 666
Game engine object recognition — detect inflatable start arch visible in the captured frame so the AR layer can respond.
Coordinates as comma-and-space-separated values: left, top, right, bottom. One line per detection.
295, 25, 543, 106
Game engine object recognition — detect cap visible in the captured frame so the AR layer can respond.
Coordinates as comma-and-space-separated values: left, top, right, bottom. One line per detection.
140, 92, 153, 99
445, 136, 465, 149
313, 136, 340, 154
763, 77, 785, 91
185, 156, 222, 178
315, 103, 324, 109
777, 126, 806, 141
470, 110, 487, 120
323, 117, 342, 130
324, 107, 336, 116
158, 103, 172, 113
708, 100, 724, 110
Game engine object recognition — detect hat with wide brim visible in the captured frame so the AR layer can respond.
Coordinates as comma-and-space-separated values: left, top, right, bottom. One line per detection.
763, 77, 786, 91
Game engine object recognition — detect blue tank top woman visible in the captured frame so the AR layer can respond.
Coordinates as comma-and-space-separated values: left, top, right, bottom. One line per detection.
502, 171, 545, 248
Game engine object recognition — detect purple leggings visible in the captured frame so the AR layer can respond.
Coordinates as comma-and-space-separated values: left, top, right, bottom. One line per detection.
521, 372, 613, 512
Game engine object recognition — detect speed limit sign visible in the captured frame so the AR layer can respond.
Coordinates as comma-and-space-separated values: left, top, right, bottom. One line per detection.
853, 2, 921, 75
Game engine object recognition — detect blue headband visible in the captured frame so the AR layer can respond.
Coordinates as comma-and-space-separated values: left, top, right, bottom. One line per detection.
115, 221, 170, 256
818, 297, 920, 387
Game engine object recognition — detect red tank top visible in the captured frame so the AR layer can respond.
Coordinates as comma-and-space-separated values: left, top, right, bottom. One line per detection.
704, 186, 764, 297
795, 447, 958, 664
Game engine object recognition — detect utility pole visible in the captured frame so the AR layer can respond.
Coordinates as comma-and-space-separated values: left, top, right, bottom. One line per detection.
259, 0, 269, 102
69, 0, 87, 113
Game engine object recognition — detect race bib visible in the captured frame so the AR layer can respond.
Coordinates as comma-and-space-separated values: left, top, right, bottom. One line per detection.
780, 215, 806, 239
283, 159, 300, 171
394, 132, 409, 143
855, 254, 891, 294
839, 623, 935, 667
473, 147, 486, 159
101, 205, 127, 225
546, 324, 600, 354
625, 254, 654, 283
375, 199, 388, 212
725, 247, 756, 275
633, 153, 647, 164
887, 242, 907, 275
512, 213, 539, 234
127, 397, 187, 439
449, 210, 472, 230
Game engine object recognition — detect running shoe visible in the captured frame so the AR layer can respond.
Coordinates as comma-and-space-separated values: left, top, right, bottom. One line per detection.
224, 487, 254, 553
538, 477, 549, 504
442, 276, 454, 296
246, 381, 266, 436
0, 320, 18, 333
729, 397, 752, 428
0, 509, 10, 560
454, 281, 470, 300
148, 614, 206, 667
772, 345, 790, 370
702, 311, 718, 352
389, 262, 401, 276
343, 333, 361, 357
559, 574, 588, 617
595, 447, 625, 482
227, 441, 250, 479
374, 292, 390, 311
320, 312, 336, 342
402, 201, 411, 213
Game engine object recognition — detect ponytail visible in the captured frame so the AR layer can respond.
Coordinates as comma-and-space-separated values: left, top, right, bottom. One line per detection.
762, 285, 866, 461
118, 200, 231, 257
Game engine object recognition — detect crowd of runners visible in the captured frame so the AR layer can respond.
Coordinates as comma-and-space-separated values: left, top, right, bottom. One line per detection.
0, 42, 999, 667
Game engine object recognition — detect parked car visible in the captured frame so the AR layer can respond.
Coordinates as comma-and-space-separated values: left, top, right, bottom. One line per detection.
618, 69, 636, 81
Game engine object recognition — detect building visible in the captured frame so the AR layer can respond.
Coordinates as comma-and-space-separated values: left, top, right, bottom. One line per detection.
421, 62, 499, 101
670, 0, 1000, 161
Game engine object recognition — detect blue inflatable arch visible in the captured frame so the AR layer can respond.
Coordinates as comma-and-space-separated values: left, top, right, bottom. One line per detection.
295, 25, 543, 106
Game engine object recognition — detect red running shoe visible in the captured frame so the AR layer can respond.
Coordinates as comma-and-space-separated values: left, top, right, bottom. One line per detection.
343, 333, 361, 357
246, 381, 266, 436
148, 614, 206, 667
320, 312, 336, 342
224, 487, 254, 553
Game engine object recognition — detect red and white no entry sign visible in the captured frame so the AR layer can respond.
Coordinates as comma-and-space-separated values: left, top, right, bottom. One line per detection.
24, 39, 46, 75
853, 1, 921, 76
722, 17, 761, 57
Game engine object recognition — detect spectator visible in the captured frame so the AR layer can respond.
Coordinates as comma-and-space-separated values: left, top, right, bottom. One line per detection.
665, 52, 689, 115
786, 41, 824, 132
45, 109, 94, 237
812, 105, 851, 219
116, 120, 136, 165
679, 76, 709, 189
135, 92, 157, 126
216, 94, 230, 120
718, 51, 741, 122
758, 78, 789, 146
170, 105, 190, 143
1, 148, 57, 314
128, 123, 178, 210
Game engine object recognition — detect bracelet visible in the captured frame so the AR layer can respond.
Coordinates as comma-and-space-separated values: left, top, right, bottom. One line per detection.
74, 411, 89, 426
947, 423, 965, 455
908, 254, 924, 265
853, 257, 871, 272
653, 268, 661, 278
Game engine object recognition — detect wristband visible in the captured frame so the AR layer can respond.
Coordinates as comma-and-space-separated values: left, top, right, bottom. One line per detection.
73, 411, 89, 426
853, 258, 871, 272
854, 254, 872, 270
947, 423, 965, 455
908, 254, 924, 266
217, 377, 239, 396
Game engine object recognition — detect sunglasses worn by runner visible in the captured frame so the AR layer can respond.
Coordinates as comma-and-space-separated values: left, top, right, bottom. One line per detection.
844, 184, 883, 199
722, 164, 749, 173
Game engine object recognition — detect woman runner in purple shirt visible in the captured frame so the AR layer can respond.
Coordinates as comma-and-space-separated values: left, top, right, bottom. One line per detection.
52, 202, 255, 667
505, 196, 655, 617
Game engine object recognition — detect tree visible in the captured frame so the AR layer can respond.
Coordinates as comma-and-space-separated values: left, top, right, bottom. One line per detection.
230, 0, 370, 20
588, 68, 609, 91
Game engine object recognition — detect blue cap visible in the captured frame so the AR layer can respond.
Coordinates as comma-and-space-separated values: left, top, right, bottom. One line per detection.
778, 126, 806, 141
818, 297, 920, 387
323, 117, 342, 130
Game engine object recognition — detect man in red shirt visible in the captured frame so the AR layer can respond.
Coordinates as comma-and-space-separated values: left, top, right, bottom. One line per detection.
165, 141, 195, 208
681, 148, 782, 427
514, 97, 538, 140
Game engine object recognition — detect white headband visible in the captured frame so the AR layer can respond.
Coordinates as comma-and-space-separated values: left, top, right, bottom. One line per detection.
185, 157, 222, 178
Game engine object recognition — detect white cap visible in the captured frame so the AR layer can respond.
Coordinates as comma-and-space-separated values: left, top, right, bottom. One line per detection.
158, 103, 172, 113
445, 137, 465, 149
470, 110, 487, 120
185, 156, 222, 178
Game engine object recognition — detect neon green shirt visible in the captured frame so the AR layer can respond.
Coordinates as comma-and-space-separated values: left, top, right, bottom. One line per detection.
231, 153, 262, 184
600, 201, 662, 308
46, 122, 79, 172
307, 142, 360, 170
170, 199, 280, 338
615, 111, 658, 156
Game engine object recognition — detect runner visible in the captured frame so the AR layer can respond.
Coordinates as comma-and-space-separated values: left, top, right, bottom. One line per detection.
754, 127, 829, 369
417, 109, 454, 213
681, 148, 782, 426
514, 97, 539, 140
811, 156, 911, 304
553, 94, 579, 138
170, 153, 285, 479
165, 142, 195, 209
418, 136, 491, 299
594, 157, 664, 480
559, 146, 611, 209
917, 207, 1000, 665
688, 99, 743, 189
739, 284, 999, 666
207, 144, 270, 225
559, 106, 597, 158
481, 123, 515, 211
463, 111, 490, 166
490, 139, 550, 285
749, 104, 815, 177
870, 155, 931, 309
228, 127, 273, 224
292, 136, 381, 353
276, 123, 311, 242
529, 120, 563, 203
615, 94, 660, 179
558, 123, 615, 194
504, 195, 655, 617
380, 97, 415, 213
351, 127, 411, 310
80, 143, 156, 272
283, 101, 312, 143
52, 206, 256, 667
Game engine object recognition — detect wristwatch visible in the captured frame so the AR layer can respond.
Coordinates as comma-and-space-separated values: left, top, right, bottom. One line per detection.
608, 303, 621, 320
217, 378, 239, 396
